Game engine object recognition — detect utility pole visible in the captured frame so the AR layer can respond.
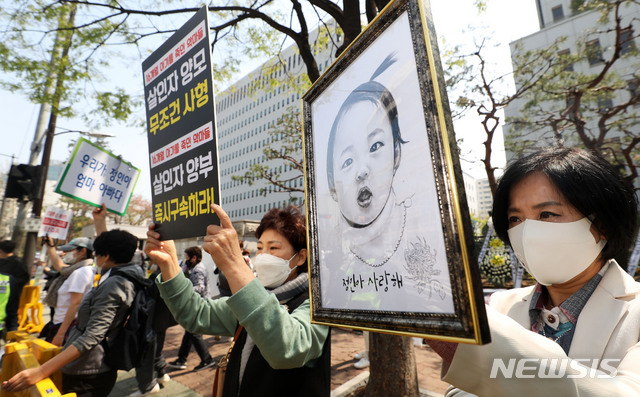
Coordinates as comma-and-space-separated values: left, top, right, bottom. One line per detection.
11, 28, 64, 247
0, 154, 15, 236
14, 4, 77, 272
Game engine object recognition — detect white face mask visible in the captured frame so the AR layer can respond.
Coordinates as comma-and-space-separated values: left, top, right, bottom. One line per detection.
62, 251, 76, 264
253, 253, 298, 289
508, 217, 606, 286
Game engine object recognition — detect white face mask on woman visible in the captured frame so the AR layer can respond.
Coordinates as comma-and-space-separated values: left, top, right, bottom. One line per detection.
508, 217, 606, 286
253, 253, 298, 289
62, 251, 76, 265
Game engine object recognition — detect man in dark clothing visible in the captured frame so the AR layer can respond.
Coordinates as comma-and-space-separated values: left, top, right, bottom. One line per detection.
167, 246, 214, 371
0, 240, 31, 331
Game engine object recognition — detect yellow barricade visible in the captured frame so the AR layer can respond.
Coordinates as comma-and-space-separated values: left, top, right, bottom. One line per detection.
16, 286, 44, 334
4, 333, 62, 389
0, 341, 73, 397
5, 332, 32, 344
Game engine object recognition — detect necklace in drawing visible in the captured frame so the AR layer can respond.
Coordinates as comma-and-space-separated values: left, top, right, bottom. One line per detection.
349, 204, 407, 268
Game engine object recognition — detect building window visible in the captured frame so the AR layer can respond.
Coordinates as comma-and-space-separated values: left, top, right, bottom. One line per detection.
627, 79, 639, 104
598, 97, 613, 111
620, 28, 635, 56
557, 49, 573, 72
586, 39, 604, 65
565, 94, 576, 110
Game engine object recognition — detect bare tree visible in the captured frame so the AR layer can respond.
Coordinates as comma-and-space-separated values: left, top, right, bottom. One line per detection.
505, 0, 640, 188
446, 38, 559, 195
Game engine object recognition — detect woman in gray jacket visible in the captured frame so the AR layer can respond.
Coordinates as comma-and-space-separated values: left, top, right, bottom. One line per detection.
2, 229, 145, 397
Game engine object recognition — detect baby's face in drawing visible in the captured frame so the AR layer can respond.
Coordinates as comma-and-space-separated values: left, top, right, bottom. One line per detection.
332, 101, 395, 226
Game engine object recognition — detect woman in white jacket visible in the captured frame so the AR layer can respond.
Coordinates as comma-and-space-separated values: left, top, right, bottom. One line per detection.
431, 147, 640, 397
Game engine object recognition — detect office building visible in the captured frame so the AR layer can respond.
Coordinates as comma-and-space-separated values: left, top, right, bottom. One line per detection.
215, 27, 340, 221
462, 171, 493, 219
504, 0, 640, 161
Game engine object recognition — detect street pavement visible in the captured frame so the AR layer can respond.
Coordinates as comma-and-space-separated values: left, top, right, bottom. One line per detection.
108, 325, 449, 397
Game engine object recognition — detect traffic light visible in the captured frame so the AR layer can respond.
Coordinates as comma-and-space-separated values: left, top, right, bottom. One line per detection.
5, 164, 43, 201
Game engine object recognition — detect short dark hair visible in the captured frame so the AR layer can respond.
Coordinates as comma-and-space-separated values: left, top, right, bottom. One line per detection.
256, 206, 308, 270
0, 240, 15, 254
185, 246, 202, 263
93, 229, 138, 264
493, 147, 638, 261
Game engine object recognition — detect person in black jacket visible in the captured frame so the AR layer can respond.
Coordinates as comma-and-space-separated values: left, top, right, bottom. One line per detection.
0, 240, 30, 332
129, 263, 177, 396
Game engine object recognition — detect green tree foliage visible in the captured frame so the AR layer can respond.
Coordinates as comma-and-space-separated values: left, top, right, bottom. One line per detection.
18, 0, 391, 88
0, 1, 137, 128
444, 31, 559, 195
505, 0, 640, 187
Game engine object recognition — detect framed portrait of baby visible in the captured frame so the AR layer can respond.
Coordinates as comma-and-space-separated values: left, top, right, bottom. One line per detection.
302, 0, 490, 344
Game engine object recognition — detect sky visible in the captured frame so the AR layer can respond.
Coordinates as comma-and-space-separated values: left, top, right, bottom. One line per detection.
0, 0, 539, 203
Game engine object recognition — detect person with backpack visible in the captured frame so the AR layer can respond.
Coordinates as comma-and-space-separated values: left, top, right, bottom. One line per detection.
131, 264, 175, 395
145, 204, 331, 397
166, 246, 215, 371
2, 229, 144, 397
92, 203, 168, 397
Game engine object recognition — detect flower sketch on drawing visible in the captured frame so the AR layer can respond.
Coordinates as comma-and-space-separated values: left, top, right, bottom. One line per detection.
403, 236, 446, 299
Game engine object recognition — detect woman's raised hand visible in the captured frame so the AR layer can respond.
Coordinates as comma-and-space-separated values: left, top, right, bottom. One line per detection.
204, 204, 255, 293
203, 204, 244, 273
144, 224, 180, 279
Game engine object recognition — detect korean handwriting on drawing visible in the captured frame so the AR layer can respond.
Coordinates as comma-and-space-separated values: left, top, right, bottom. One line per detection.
342, 271, 404, 293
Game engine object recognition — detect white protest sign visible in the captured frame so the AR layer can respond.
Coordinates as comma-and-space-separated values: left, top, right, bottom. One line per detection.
56, 138, 140, 216
37, 206, 73, 240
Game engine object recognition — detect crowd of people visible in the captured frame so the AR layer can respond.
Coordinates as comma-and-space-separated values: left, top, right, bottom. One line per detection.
0, 146, 638, 397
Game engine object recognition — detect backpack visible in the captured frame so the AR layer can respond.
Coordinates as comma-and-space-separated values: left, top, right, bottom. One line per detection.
102, 269, 156, 371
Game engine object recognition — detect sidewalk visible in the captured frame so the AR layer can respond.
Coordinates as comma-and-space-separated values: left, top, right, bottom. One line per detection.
108, 325, 449, 397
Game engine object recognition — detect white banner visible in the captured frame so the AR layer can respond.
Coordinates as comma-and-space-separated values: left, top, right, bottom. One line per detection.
37, 206, 73, 240
56, 138, 141, 216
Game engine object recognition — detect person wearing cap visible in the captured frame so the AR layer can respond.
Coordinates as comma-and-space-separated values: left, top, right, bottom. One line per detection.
40, 237, 96, 347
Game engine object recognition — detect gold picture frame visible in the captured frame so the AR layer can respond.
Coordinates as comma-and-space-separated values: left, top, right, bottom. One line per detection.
302, 0, 490, 344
